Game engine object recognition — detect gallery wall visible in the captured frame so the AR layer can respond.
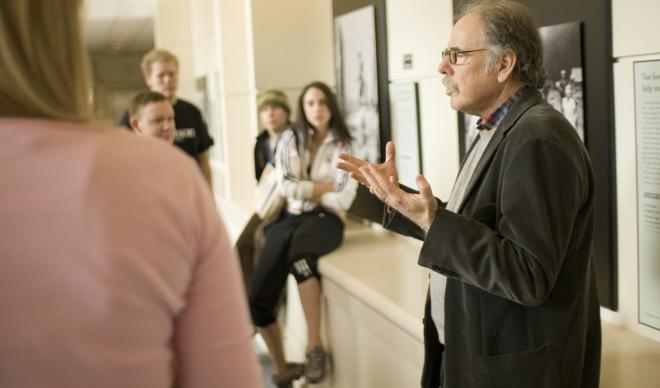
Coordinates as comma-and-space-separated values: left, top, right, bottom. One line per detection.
252, 0, 335, 121
153, 0, 196, 102
609, 0, 660, 342
152, 0, 660, 343
386, 0, 457, 200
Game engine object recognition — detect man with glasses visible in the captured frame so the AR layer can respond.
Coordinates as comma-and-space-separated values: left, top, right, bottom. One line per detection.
338, 1, 601, 387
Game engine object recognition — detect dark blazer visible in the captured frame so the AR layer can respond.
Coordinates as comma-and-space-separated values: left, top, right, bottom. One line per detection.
386, 88, 601, 388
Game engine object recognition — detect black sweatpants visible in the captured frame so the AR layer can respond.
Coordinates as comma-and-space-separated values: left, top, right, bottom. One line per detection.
247, 208, 344, 327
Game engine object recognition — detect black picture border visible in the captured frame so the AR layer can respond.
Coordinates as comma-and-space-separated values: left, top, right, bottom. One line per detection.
333, 0, 391, 224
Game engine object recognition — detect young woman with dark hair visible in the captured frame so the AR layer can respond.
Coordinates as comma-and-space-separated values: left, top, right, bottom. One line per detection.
248, 81, 358, 388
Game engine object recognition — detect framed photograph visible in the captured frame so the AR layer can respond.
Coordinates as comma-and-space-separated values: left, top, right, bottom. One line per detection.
333, 0, 391, 224
334, 5, 380, 163
634, 59, 660, 330
539, 22, 585, 141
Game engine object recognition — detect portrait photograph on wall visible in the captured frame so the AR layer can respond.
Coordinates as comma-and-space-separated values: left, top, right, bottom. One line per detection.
459, 21, 585, 157
334, 4, 380, 163
539, 22, 585, 141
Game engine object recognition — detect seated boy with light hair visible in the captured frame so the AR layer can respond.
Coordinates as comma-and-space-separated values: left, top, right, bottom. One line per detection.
129, 90, 175, 144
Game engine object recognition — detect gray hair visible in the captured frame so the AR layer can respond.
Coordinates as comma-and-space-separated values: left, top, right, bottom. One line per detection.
458, 0, 547, 88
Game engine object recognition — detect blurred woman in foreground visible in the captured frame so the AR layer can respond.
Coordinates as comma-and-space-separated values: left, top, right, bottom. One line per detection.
0, 1, 261, 387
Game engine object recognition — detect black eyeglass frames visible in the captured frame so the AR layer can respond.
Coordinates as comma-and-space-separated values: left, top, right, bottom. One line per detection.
441, 48, 487, 64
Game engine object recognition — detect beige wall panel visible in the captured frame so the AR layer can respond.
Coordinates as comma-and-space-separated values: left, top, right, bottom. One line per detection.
386, 0, 453, 81
418, 77, 459, 200
190, 0, 216, 77
218, 0, 254, 95
154, 0, 196, 101
610, 57, 660, 343
252, 0, 335, 90
606, 0, 660, 342
224, 94, 260, 210
612, 0, 660, 58
323, 279, 424, 388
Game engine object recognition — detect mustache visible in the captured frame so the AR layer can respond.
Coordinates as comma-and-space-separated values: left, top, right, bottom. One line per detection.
443, 76, 457, 90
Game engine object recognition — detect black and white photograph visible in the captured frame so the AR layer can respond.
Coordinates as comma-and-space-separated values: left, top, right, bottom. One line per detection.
334, 5, 380, 163
539, 21, 585, 141
460, 21, 585, 157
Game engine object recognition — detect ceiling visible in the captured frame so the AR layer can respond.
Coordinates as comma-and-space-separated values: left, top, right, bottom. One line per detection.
83, 0, 155, 53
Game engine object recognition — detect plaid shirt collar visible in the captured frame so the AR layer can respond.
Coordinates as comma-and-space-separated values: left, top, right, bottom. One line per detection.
476, 86, 526, 131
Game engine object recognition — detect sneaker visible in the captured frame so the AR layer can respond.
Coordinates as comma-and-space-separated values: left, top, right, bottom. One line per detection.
305, 346, 327, 383
272, 363, 304, 388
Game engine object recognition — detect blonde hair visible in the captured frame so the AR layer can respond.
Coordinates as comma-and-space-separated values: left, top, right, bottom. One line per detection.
141, 49, 179, 78
0, 0, 92, 122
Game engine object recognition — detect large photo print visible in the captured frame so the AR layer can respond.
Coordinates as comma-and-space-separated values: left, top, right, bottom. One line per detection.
539, 22, 584, 141
334, 5, 380, 163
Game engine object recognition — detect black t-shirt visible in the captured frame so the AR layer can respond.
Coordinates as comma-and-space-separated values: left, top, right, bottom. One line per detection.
119, 98, 214, 160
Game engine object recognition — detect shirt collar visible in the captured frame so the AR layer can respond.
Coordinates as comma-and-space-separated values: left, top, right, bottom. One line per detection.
476, 86, 526, 131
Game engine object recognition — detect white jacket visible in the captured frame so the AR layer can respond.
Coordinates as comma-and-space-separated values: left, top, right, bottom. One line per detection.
275, 128, 358, 216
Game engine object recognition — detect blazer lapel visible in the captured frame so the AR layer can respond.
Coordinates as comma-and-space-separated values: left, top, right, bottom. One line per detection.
456, 88, 545, 213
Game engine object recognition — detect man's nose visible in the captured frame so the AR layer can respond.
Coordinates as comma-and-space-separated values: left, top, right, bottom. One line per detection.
438, 57, 452, 75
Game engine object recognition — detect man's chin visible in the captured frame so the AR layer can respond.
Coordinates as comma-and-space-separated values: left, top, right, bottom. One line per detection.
449, 96, 462, 111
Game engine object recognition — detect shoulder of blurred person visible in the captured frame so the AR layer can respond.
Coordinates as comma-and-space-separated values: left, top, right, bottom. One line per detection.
0, 1, 260, 386
0, 116, 213, 256
0, 116, 264, 387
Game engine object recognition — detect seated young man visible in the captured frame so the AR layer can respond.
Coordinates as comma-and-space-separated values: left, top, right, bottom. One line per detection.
129, 90, 175, 144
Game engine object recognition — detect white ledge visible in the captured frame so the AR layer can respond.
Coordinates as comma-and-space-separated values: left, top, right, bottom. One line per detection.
318, 224, 429, 342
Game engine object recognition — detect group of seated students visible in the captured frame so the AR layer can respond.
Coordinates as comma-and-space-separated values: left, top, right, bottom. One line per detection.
124, 50, 358, 387
237, 84, 358, 388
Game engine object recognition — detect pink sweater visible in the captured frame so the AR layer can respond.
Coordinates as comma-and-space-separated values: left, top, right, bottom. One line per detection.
0, 118, 261, 388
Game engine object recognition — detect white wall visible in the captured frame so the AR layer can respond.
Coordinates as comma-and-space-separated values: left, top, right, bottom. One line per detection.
604, 0, 660, 343
153, 0, 196, 102
386, 0, 457, 199
612, 0, 660, 58
251, 0, 335, 124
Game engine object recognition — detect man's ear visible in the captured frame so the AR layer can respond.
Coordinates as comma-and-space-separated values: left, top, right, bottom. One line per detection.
497, 50, 518, 83
130, 117, 142, 133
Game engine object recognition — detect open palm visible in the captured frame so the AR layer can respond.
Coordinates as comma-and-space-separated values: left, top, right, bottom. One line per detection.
337, 141, 437, 230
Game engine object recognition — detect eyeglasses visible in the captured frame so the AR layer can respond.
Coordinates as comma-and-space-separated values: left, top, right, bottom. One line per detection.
441, 48, 487, 65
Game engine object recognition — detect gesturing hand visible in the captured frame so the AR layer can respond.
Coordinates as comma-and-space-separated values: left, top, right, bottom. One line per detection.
337, 141, 398, 186
337, 141, 438, 231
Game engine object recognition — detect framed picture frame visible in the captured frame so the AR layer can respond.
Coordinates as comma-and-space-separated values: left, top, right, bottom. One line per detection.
333, 0, 391, 224
633, 59, 660, 330
334, 5, 380, 163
